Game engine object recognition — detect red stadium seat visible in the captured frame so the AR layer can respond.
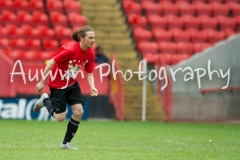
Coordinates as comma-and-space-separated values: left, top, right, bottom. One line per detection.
29, 0, 44, 12
64, 1, 82, 13
172, 54, 191, 64
20, 25, 39, 39
203, 29, 225, 45
200, 15, 218, 30
9, 50, 26, 60
25, 39, 41, 51
32, 12, 49, 26
9, 39, 26, 50
188, 29, 207, 43
43, 39, 59, 52
217, 16, 236, 30
50, 12, 68, 27
68, 13, 87, 28
225, 0, 240, 3
232, 4, 240, 16
16, 11, 33, 25
122, 1, 141, 15
162, 3, 179, 16
183, 15, 201, 30
137, 42, 158, 53
159, 53, 173, 65
1, 10, 17, 24
142, 53, 159, 64
172, 30, 190, 42
175, 0, 190, 3
13, 0, 28, 11
24, 50, 42, 60
141, 1, 162, 15
193, 42, 212, 53
133, 28, 152, 42
222, 28, 236, 38
127, 14, 147, 29
168, 28, 182, 33
47, 0, 63, 12
208, 0, 224, 3
166, 15, 184, 30
60, 39, 73, 46
176, 42, 193, 55
40, 51, 53, 60
234, 15, 240, 31
211, 2, 229, 17
192, 0, 206, 2
140, 0, 155, 2
158, 42, 177, 54
158, 1, 172, 4
0, 26, 8, 38
37, 26, 55, 39
54, 26, 72, 39
5, 25, 23, 38
152, 29, 172, 42
195, 2, 212, 17
147, 14, 167, 29
178, 3, 196, 16
193, 43, 203, 53
0, 1, 13, 10
226, 0, 240, 13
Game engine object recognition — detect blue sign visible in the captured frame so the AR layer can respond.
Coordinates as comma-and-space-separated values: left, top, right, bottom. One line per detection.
0, 98, 88, 121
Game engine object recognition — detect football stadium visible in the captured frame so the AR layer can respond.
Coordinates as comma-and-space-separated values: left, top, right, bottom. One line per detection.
0, 0, 240, 159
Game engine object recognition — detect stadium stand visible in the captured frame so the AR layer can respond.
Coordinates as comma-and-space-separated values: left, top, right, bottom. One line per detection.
0, 0, 87, 56
0, 0, 99, 96
1, 0, 239, 121
121, 0, 240, 65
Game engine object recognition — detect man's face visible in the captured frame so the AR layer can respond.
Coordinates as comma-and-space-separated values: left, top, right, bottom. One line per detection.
81, 31, 95, 48
97, 48, 103, 54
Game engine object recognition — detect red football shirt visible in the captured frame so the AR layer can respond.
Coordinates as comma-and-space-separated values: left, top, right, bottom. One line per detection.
46, 42, 95, 89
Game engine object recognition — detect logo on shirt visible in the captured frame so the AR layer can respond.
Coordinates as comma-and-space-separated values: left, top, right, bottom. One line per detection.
64, 60, 88, 80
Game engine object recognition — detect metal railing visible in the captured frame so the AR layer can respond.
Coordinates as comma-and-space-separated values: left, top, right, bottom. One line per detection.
201, 86, 240, 95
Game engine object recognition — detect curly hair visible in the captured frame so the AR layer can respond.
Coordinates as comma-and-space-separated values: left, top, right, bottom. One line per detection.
71, 26, 94, 42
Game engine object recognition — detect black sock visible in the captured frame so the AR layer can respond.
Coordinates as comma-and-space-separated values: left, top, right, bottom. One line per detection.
63, 118, 80, 144
43, 98, 54, 117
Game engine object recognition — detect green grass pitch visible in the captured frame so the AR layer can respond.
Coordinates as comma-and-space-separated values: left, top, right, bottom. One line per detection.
0, 120, 239, 160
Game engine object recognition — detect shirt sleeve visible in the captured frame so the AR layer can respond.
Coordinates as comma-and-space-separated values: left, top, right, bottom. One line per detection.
53, 48, 73, 64
84, 50, 95, 73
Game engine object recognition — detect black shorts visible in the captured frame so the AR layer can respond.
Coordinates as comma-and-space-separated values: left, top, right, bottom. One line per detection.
49, 81, 84, 114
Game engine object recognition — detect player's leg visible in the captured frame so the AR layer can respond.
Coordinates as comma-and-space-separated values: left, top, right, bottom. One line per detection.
62, 103, 83, 143
61, 103, 83, 150
42, 98, 66, 122
33, 88, 67, 122
61, 82, 84, 150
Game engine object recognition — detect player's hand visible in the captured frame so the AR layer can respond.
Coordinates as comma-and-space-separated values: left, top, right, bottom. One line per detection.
36, 81, 45, 93
90, 87, 98, 96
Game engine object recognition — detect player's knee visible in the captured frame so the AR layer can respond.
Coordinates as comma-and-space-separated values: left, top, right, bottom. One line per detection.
74, 107, 84, 117
54, 114, 66, 122
56, 117, 65, 122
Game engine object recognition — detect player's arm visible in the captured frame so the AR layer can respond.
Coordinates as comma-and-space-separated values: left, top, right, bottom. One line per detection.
36, 58, 56, 93
87, 73, 98, 96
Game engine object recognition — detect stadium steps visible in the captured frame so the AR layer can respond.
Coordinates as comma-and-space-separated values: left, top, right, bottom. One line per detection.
79, 0, 167, 121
